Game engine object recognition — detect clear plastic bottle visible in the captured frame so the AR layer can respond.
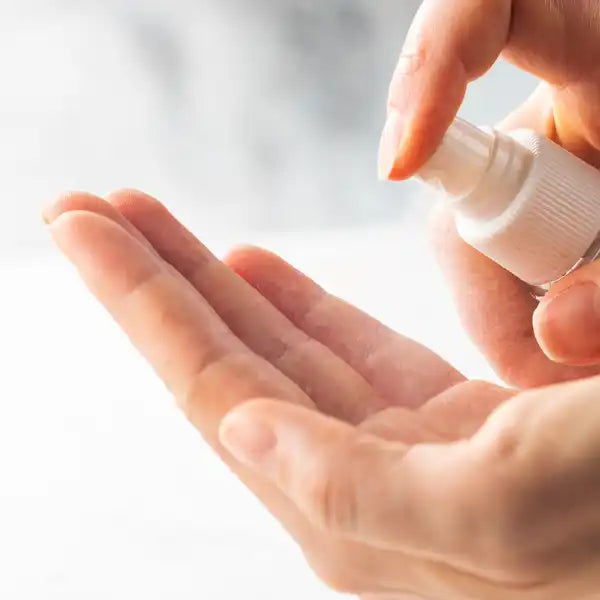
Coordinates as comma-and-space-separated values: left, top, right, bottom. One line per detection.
416, 118, 600, 292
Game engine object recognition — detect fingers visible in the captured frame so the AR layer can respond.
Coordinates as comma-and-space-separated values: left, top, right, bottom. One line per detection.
379, 0, 511, 179
45, 194, 419, 598
430, 83, 600, 381
43, 191, 157, 254
379, 0, 600, 179
106, 190, 383, 423
226, 246, 464, 409
533, 261, 600, 366
358, 406, 446, 445
219, 400, 475, 559
46, 197, 313, 424
417, 380, 515, 441
496, 83, 556, 137
45, 195, 349, 561
359, 381, 513, 447
430, 206, 599, 387
219, 398, 578, 597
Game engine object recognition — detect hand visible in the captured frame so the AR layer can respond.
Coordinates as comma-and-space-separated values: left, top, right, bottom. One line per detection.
46, 191, 600, 599
222, 370, 600, 600
46, 190, 510, 599
379, 0, 600, 386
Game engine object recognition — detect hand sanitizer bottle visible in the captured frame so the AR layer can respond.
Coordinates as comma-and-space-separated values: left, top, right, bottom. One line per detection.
417, 118, 600, 291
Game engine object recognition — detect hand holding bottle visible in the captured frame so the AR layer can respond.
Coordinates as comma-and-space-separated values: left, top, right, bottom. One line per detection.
379, 0, 600, 382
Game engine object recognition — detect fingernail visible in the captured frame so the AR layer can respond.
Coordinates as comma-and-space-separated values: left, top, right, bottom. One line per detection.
219, 411, 277, 466
41, 204, 52, 226
534, 281, 600, 363
378, 108, 407, 180
41, 198, 61, 226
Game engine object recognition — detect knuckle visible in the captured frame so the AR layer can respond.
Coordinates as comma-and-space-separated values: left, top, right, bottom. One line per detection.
304, 445, 359, 535
175, 351, 247, 419
304, 464, 343, 532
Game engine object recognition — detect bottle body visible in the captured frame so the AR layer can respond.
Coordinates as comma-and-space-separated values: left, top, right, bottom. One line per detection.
416, 119, 600, 289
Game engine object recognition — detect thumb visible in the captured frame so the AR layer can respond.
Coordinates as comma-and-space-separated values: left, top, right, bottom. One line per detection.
219, 400, 475, 556
534, 262, 600, 366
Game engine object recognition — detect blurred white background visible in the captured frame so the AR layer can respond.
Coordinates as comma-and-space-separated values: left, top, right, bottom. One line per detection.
1, 1, 537, 598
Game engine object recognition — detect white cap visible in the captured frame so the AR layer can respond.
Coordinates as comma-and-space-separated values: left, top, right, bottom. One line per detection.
417, 118, 600, 286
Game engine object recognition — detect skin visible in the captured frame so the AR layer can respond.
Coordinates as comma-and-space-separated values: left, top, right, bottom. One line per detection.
46, 190, 600, 600
44, 2, 600, 598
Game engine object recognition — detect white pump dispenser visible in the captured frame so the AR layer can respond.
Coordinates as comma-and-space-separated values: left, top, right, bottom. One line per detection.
417, 118, 600, 287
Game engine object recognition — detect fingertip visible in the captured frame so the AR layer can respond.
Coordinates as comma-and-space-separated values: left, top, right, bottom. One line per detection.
533, 279, 600, 366
224, 246, 305, 300
377, 109, 409, 181
107, 187, 158, 207
378, 106, 444, 182
532, 303, 560, 363
48, 209, 119, 251
379, 70, 466, 181
224, 245, 278, 277
47, 210, 115, 265
107, 188, 166, 218
42, 191, 104, 225
219, 400, 279, 467
223, 243, 263, 263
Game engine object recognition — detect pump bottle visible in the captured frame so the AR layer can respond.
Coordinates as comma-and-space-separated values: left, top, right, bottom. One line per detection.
416, 118, 600, 291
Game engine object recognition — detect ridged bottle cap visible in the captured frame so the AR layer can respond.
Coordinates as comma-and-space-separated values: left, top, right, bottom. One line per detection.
457, 131, 600, 285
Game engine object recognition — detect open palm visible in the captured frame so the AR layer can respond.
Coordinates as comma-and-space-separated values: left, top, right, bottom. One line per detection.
46, 190, 516, 598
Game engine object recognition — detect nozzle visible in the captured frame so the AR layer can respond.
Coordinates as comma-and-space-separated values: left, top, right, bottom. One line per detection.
417, 118, 495, 197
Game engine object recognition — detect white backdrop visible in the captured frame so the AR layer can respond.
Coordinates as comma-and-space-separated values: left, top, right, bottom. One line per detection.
2, 1, 535, 257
